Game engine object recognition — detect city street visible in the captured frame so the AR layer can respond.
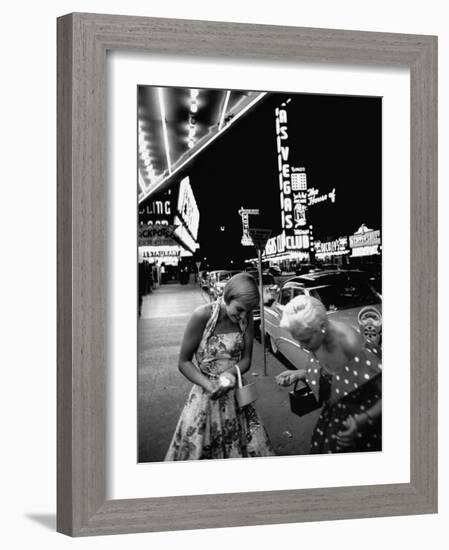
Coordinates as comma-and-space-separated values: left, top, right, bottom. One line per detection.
138, 281, 320, 462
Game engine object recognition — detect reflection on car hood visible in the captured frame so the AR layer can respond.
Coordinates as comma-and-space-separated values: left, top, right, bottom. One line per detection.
328, 304, 382, 332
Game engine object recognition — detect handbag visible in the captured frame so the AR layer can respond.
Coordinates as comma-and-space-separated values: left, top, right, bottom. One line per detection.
289, 373, 331, 417
234, 365, 258, 408
289, 381, 322, 417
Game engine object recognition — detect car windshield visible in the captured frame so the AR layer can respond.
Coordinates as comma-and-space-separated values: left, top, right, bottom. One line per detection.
218, 271, 239, 282
311, 282, 379, 310
250, 273, 274, 285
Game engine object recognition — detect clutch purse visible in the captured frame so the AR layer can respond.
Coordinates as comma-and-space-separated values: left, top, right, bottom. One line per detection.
289, 381, 322, 417
234, 365, 258, 408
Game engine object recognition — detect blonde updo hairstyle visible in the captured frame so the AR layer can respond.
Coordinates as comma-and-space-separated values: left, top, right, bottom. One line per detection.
280, 295, 328, 336
223, 272, 259, 311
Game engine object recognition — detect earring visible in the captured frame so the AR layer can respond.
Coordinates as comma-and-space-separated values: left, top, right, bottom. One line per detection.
321, 329, 326, 334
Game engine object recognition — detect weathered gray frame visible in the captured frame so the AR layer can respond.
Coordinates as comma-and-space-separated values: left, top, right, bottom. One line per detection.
57, 12, 438, 537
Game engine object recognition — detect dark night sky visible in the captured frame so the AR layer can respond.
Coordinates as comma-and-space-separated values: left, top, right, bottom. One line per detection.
142, 91, 381, 269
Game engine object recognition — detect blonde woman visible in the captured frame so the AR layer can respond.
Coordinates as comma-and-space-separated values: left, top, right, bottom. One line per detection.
165, 272, 273, 460
276, 295, 381, 454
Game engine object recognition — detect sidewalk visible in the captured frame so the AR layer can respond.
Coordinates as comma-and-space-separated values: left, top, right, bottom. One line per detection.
138, 283, 319, 462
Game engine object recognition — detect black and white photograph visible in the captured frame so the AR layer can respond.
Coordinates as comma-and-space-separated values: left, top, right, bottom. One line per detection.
137, 85, 382, 463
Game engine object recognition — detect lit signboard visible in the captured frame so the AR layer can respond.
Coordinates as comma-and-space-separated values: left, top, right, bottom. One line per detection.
140, 246, 182, 258
139, 176, 200, 255
275, 104, 310, 243
315, 237, 349, 257
138, 192, 173, 225
173, 216, 197, 254
238, 207, 260, 246
307, 187, 337, 206
177, 176, 199, 241
264, 230, 310, 257
138, 224, 178, 247
349, 224, 381, 257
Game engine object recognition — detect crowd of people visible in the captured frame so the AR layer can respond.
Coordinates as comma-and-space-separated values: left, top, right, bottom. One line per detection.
164, 272, 382, 460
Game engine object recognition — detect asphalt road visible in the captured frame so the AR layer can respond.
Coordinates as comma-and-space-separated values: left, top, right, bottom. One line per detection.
138, 282, 320, 462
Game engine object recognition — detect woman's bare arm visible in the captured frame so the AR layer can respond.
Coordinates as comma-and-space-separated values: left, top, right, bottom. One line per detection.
230, 312, 255, 376
178, 304, 215, 394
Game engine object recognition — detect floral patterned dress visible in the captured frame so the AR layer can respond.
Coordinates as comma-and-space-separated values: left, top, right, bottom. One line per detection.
165, 301, 274, 461
305, 344, 382, 454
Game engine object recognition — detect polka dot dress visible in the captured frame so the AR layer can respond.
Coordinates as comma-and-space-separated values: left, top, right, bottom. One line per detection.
308, 346, 382, 454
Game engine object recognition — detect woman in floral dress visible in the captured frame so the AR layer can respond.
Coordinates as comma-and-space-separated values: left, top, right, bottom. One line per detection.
276, 295, 381, 454
165, 272, 273, 461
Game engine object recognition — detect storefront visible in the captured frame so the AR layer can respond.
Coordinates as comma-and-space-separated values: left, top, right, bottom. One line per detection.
262, 230, 311, 272
138, 175, 200, 283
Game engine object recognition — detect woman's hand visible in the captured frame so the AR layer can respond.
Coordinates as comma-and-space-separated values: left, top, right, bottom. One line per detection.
275, 369, 305, 386
210, 372, 236, 400
336, 413, 368, 447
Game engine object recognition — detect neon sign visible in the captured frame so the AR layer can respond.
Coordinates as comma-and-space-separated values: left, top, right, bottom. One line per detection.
315, 237, 349, 257
307, 187, 337, 206
177, 176, 199, 240
238, 207, 260, 246
349, 224, 381, 256
275, 106, 299, 232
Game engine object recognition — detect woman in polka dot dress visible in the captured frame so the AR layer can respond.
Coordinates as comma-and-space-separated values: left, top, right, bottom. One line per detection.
276, 295, 381, 454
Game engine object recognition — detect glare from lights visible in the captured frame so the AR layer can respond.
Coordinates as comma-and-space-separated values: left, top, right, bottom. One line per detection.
140, 150, 151, 160
218, 90, 231, 131
141, 92, 267, 202
158, 87, 172, 174
138, 171, 147, 193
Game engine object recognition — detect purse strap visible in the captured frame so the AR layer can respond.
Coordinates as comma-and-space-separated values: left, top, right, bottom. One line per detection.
234, 365, 243, 389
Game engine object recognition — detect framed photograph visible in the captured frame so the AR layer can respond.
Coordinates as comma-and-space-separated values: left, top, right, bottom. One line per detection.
57, 13, 437, 536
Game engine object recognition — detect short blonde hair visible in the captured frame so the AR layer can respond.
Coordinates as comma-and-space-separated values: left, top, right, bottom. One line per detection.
280, 295, 327, 334
223, 272, 259, 310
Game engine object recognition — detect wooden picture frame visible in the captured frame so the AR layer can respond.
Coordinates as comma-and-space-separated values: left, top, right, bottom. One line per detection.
57, 12, 437, 536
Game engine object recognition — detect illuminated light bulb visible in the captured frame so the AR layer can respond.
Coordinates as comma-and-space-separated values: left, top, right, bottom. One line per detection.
188, 140, 194, 148
188, 127, 196, 138
190, 102, 198, 113
190, 89, 199, 98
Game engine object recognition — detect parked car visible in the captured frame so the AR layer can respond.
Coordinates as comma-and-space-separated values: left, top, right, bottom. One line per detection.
266, 265, 282, 276
208, 270, 241, 300
199, 270, 209, 290
295, 263, 320, 275
246, 271, 280, 328
263, 270, 382, 367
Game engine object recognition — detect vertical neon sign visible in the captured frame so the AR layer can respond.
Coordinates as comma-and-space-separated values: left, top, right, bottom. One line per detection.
275, 106, 294, 233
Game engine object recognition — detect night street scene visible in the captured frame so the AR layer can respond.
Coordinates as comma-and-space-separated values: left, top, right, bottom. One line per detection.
137, 86, 382, 463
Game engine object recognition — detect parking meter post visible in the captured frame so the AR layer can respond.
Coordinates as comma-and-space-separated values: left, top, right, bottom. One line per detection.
257, 248, 267, 376
248, 227, 272, 377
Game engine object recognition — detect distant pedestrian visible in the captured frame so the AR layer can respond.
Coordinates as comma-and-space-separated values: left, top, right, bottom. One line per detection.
138, 261, 146, 317
165, 272, 273, 460
275, 295, 381, 453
